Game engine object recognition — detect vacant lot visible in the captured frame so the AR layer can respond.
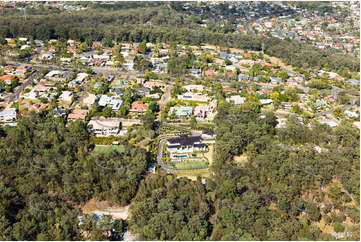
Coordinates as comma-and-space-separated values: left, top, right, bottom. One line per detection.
82, 198, 130, 220
93, 145, 125, 154
173, 160, 208, 170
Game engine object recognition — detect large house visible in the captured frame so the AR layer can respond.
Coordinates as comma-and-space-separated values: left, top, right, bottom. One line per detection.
169, 106, 193, 118
68, 109, 88, 121
87, 118, 122, 136
129, 101, 148, 113
226, 95, 245, 105
15, 64, 32, 76
98, 95, 123, 110
194, 101, 217, 121
177, 92, 209, 102
166, 135, 207, 153
0, 108, 16, 123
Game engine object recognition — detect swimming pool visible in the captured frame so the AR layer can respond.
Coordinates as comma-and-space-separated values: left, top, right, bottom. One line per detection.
174, 154, 189, 158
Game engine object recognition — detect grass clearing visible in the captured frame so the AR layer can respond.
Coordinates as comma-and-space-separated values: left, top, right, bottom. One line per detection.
234, 153, 248, 166
93, 145, 125, 154
173, 160, 208, 170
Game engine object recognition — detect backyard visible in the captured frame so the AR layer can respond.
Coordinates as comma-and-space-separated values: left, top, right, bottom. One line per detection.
173, 159, 208, 170
93, 145, 125, 154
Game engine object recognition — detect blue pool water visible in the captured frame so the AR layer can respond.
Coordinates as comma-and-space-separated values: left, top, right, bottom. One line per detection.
175, 154, 188, 158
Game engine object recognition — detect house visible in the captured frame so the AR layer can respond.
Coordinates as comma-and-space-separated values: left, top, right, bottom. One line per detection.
146, 93, 160, 99
130, 101, 148, 113
41, 53, 54, 60
82, 93, 97, 107
111, 88, 125, 97
169, 106, 193, 118
75, 73, 88, 83
92, 41, 102, 48
68, 109, 88, 121
137, 88, 151, 97
98, 95, 123, 110
20, 45, 31, 50
29, 103, 48, 112
204, 70, 216, 77
15, 64, 32, 76
178, 92, 209, 102
238, 74, 250, 80
276, 118, 287, 128
87, 118, 122, 136
49, 108, 66, 117
317, 118, 338, 128
189, 69, 201, 77
201, 130, 216, 140
270, 77, 282, 84
184, 85, 205, 92
59, 91, 73, 102
347, 79, 360, 86
144, 81, 166, 90
166, 135, 207, 153
260, 99, 273, 105
344, 110, 358, 118
226, 95, 245, 105
25, 84, 53, 99
3, 65, 15, 74
194, 101, 217, 121
0, 75, 16, 85
0, 108, 16, 122
222, 87, 238, 93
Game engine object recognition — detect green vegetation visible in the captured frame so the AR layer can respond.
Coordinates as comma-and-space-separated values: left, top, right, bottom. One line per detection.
173, 160, 208, 170
0, 113, 148, 240
92, 145, 125, 154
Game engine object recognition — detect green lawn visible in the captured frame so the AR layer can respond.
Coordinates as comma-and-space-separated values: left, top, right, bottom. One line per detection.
173, 160, 208, 170
93, 145, 125, 154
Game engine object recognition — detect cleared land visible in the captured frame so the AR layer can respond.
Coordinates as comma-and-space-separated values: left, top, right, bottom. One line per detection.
82, 198, 130, 220
93, 145, 125, 154
173, 160, 207, 170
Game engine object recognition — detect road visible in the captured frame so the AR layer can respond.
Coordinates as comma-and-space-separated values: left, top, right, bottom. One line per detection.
157, 138, 175, 172
5, 70, 38, 103
245, 21, 257, 38
314, 104, 353, 117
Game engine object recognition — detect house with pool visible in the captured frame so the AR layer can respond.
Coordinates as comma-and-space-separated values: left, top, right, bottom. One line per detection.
166, 135, 207, 153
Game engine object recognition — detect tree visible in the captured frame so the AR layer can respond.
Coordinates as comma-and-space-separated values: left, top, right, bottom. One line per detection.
147, 102, 159, 113
333, 222, 344, 233
142, 113, 155, 130
138, 40, 147, 54
0, 37, 7, 45
190, 115, 197, 129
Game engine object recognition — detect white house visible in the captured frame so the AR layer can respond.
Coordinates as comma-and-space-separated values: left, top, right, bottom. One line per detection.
226, 95, 245, 105
59, 91, 73, 102
98, 95, 123, 110
0, 108, 16, 122
87, 118, 123, 137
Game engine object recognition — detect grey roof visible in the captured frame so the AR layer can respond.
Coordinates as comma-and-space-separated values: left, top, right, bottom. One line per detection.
168, 135, 202, 146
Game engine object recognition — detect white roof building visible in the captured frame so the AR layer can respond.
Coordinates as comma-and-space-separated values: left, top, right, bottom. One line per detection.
0, 108, 16, 122
226, 95, 245, 105
59, 91, 73, 102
